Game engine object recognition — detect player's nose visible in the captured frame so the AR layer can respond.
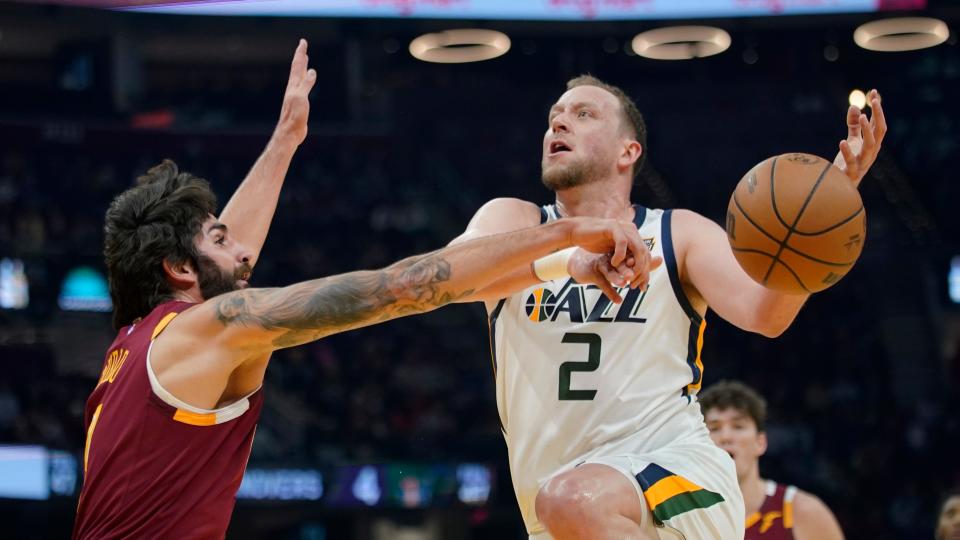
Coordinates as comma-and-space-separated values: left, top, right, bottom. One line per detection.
716, 427, 734, 444
551, 113, 569, 133
236, 244, 253, 265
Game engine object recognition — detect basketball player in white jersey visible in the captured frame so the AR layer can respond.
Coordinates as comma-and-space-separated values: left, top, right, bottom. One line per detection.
448, 76, 887, 539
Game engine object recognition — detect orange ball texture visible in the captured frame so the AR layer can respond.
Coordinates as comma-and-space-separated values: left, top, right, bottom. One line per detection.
725, 153, 866, 294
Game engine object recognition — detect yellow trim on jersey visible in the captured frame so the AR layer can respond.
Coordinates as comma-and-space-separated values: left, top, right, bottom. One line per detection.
644, 474, 707, 509
173, 408, 217, 426
783, 499, 794, 528
685, 319, 707, 395
152, 312, 179, 340
760, 511, 784, 533
528, 288, 543, 322
84, 404, 103, 474
745, 511, 762, 529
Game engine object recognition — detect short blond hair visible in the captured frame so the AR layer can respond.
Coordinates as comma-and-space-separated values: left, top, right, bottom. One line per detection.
566, 74, 648, 174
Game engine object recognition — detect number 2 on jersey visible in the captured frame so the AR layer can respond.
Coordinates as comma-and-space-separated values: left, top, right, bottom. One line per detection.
559, 333, 600, 401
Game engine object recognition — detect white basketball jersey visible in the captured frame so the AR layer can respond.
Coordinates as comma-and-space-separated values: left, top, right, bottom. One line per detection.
489, 204, 711, 533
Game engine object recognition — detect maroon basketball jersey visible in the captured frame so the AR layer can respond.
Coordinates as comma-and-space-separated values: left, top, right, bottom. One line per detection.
745, 481, 797, 540
73, 300, 264, 540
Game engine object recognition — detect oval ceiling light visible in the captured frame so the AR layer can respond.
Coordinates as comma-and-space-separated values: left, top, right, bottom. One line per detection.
849, 89, 867, 109
409, 29, 511, 64
854, 17, 949, 52
631, 26, 731, 60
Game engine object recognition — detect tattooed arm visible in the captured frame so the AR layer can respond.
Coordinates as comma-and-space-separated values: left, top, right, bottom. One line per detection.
211, 252, 467, 350
197, 215, 646, 353
149, 216, 644, 409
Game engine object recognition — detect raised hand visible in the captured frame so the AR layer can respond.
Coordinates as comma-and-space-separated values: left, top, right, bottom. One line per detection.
834, 89, 887, 187
274, 39, 317, 148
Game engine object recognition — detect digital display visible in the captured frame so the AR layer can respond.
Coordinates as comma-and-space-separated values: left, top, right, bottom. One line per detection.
325, 463, 494, 507
0, 257, 29, 309
237, 468, 324, 501
949, 256, 960, 304
120, 0, 925, 20
0, 452, 494, 506
48, 451, 79, 497
58, 266, 112, 312
0, 446, 49, 500
456, 463, 492, 505
326, 465, 384, 507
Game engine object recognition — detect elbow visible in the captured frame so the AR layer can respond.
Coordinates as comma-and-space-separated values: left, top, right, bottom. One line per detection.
746, 309, 796, 339
749, 311, 794, 338
756, 323, 787, 339
745, 292, 805, 338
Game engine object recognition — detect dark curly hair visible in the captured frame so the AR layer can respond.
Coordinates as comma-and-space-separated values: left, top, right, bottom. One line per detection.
565, 74, 648, 175
103, 159, 217, 330
698, 380, 768, 432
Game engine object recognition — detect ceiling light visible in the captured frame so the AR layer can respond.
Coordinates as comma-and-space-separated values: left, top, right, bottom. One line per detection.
631, 26, 731, 60
409, 29, 510, 64
849, 89, 867, 109
854, 17, 949, 52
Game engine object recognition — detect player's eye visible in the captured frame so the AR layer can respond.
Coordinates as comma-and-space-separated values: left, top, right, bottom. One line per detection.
215, 235, 226, 246
578, 110, 590, 118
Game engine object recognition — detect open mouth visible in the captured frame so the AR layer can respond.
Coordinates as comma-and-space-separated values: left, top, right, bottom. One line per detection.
549, 140, 572, 155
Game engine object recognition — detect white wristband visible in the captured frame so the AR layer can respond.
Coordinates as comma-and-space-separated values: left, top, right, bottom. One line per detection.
533, 247, 577, 282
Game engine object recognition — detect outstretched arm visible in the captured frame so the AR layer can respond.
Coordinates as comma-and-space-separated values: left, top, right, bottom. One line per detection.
449, 198, 657, 306
152, 218, 643, 409
675, 209, 808, 337
218, 39, 317, 267
193, 216, 645, 355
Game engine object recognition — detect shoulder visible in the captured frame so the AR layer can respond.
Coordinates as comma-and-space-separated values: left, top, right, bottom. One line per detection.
476, 197, 542, 218
664, 208, 724, 259
791, 488, 833, 518
454, 198, 542, 244
667, 208, 727, 251
668, 208, 717, 231
791, 488, 844, 540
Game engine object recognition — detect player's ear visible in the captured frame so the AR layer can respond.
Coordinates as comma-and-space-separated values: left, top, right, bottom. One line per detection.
162, 257, 197, 290
756, 431, 768, 457
618, 139, 642, 171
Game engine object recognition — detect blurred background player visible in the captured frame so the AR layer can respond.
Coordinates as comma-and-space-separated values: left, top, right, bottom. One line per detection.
699, 380, 844, 540
936, 490, 960, 540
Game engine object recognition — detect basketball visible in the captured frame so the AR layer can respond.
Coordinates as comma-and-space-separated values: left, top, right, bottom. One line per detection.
725, 153, 866, 294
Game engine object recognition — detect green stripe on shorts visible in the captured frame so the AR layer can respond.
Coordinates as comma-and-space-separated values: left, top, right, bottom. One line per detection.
652, 489, 725, 522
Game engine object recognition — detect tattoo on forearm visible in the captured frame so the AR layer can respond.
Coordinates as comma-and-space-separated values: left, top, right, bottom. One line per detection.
212, 253, 474, 348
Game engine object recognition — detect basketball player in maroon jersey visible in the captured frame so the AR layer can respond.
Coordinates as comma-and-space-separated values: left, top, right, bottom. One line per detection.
699, 380, 844, 540
936, 490, 960, 540
72, 40, 650, 539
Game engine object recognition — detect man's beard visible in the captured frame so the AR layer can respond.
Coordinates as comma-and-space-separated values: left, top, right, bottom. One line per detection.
541, 157, 602, 191
195, 254, 249, 300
